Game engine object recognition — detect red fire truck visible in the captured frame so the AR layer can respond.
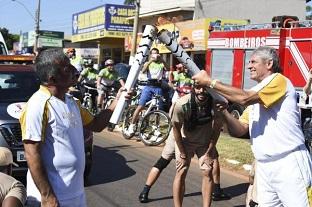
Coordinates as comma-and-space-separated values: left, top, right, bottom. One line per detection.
205, 20, 312, 117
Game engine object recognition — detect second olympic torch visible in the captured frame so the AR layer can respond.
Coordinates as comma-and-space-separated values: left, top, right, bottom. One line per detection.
157, 29, 200, 75
157, 29, 227, 102
109, 25, 157, 124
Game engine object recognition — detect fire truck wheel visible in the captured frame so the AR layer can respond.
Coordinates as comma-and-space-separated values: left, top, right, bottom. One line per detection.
228, 104, 244, 119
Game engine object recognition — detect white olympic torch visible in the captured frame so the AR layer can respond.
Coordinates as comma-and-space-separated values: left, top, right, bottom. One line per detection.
109, 25, 157, 124
157, 29, 227, 102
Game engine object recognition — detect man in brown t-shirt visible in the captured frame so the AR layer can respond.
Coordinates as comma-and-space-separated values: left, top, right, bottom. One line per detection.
172, 85, 223, 207
0, 147, 26, 207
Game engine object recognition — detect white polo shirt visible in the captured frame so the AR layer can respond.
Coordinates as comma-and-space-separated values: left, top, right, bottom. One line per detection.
20, 86, 93, 202
240, 73, 305, 161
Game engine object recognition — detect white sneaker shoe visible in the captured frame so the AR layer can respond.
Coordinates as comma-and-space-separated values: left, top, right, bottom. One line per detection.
126, 124, 135, 136
154, 130, 161, 137
150, 135, 158, 142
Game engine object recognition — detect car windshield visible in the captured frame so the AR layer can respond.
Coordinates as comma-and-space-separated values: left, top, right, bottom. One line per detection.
0, 71, 40, 103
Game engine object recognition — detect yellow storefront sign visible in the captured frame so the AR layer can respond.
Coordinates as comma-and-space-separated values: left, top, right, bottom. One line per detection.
77, 7, 105, 30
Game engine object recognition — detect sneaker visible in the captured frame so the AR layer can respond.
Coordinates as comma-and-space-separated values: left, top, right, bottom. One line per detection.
154, 130, 161, 137
212, 190, 231, 201
125, 124, 135, 136
150, 135, 158, 142
249, 199, 259, 207
107, 123, 115, 132
138, 191, 149, 203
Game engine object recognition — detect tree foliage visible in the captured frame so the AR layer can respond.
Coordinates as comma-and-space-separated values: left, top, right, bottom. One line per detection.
307, 5, 312, 20
0, 27, 20, 51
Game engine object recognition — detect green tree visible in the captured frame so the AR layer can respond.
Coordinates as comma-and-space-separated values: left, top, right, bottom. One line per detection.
0, 27, 20, 51
306, 5, 312, 20
124, 0, 135, 5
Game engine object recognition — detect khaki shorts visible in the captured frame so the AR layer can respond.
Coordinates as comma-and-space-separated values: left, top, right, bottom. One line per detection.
175, 139, 218, 170
161, 131, 175, 160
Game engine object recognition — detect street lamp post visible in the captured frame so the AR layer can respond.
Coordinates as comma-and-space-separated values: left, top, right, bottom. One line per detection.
34, 0, 41, 53
12, 0, 41, 53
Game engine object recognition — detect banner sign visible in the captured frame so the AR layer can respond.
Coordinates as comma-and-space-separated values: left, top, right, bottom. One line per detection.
72, 4, 134, 42
72, 6, 105, 35
105, 4, 135, 32
38, 37, 63, 47
39, 30, 64, 39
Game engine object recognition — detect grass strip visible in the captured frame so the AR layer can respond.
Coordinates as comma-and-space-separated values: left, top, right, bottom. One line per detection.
217, 132, 254, 175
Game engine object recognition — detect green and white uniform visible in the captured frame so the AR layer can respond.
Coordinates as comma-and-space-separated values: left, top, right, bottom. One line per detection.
80, 67, 98, 83
171, 71, 193, 103
97, 67, 120, 95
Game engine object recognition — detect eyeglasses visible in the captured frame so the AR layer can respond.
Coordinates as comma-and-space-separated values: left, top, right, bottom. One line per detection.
106, 64, 113, 66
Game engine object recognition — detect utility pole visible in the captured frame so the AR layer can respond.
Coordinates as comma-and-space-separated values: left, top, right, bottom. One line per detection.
34, 0, 41, 53
129, 0, 140, 65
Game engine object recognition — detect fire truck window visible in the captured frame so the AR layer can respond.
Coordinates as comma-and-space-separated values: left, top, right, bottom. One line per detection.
243, 50, 257, 89
211, 50, 233, 85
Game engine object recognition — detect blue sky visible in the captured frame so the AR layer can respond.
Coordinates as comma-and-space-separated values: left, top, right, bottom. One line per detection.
0, 0, 125, 35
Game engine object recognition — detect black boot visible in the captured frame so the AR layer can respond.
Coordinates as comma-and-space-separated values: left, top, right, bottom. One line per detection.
138, 185, 150, 203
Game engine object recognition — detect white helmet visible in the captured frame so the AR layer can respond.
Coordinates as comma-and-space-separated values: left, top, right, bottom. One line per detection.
105, 59, 114, 66
83, 59, 93, 66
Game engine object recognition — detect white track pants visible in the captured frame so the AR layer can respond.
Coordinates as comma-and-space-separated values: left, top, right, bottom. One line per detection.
256, 145, 312, 207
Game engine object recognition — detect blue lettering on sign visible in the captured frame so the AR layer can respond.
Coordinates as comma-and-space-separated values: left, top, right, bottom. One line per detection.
105, 4, 135, 32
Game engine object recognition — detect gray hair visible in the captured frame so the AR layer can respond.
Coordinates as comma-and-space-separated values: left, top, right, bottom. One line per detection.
251, 46, 281, 73
35, 48, 70, 84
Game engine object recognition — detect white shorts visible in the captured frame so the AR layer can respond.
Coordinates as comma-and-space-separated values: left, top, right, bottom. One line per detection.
256, 145, 312, 207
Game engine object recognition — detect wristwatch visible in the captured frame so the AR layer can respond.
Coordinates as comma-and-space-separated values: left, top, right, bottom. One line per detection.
180, 154, 187, 159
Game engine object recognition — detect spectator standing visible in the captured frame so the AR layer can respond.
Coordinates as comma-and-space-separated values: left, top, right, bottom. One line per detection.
169, 63, 193, 104
0, 147, 26, 207
65, 48, 83, 73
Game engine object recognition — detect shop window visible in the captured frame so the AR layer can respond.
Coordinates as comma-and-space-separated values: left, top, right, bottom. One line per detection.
211, 50, 233, 85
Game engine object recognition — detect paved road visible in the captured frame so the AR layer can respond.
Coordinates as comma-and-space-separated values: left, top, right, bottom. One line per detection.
85, 129, 249, 207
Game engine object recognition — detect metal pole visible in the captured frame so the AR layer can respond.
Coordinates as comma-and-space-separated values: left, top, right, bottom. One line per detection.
129, 0, 140, 65
34, 0, 41, 53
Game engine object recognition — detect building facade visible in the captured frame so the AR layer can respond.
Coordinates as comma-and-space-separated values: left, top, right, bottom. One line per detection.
71, 4, 135, 66
194, 0, 306, 24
